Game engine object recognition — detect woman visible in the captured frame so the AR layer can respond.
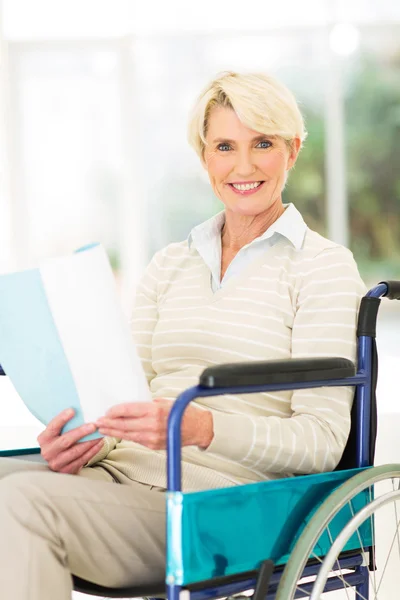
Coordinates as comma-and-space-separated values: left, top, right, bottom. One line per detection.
0, 71, 365, 598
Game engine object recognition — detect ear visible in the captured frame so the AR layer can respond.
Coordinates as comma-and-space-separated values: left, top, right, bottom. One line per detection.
286, 136, 302, 170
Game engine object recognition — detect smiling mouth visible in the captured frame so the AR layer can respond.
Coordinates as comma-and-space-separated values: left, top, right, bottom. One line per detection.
228, 181, 265, 195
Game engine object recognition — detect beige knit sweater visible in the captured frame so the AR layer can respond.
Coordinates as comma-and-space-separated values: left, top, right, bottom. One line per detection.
90, 229, 366, 491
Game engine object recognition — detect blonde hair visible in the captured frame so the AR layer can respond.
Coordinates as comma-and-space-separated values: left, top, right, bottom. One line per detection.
188, 71, 307, 158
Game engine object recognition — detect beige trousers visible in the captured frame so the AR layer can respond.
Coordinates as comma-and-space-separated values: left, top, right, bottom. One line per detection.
0, 457, 166, 599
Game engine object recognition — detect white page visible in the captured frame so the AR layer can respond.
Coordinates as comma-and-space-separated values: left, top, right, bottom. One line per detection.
40, 245, 151, 423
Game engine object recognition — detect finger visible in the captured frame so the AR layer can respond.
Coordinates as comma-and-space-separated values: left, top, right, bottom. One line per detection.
96, 417, 151, 432
45, 423, 98, 459
104, 402, 152, 419
98, 427, 128, 439
57, 439, 105, 475
97, 426, 159, 442
42, 438, 103, 471
72, 438, 103, 454
96, 429, 160, 449
98, 429, 165, 450
38, 408, 75, 443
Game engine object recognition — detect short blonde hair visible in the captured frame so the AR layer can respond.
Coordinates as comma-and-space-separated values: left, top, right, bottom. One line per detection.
188, 71, 307, 158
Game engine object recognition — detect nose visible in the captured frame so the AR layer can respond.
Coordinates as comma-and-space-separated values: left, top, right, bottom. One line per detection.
235, 149, 256, 177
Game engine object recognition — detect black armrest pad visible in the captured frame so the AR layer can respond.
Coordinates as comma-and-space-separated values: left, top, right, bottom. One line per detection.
200, 357, 355, 389
380, 280, 400, 300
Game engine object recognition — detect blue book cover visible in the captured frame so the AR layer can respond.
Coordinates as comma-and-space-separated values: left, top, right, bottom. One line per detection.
0, 244, 151, 440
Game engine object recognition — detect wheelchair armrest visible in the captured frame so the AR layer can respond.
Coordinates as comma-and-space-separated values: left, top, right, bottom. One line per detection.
380, 280, 400, 300
199, 357, 355, 389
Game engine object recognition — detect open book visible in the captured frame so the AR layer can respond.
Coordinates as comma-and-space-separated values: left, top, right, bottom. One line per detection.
0, 244, 151, 441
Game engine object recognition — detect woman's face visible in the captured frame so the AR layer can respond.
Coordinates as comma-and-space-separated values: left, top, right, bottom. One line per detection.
203, 106, 301, 217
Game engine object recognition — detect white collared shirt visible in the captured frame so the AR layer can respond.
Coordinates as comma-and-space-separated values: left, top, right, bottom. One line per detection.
188, 203, 308, 292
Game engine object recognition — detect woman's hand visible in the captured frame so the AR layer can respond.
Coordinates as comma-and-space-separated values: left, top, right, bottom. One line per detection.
96, 399, 214, 450
38, 408, 104, 474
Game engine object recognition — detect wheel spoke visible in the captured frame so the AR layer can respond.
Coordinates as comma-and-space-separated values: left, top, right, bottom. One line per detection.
311, 560, 370, 600
375, 509, 400, 596
310, 552, 323, 564
326, 525, 351, 600
392, 483, 400, 559
301, 556, 366, 600
295, 582, 313, 596
310, 549, 361, 599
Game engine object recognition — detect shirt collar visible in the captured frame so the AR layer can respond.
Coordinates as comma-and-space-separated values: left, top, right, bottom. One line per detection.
188, 203, 307, 251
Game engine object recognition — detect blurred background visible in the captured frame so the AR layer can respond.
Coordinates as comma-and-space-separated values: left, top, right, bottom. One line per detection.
0, 1, 399, 407
0, 3, 399, 597
1, 0, 400, 298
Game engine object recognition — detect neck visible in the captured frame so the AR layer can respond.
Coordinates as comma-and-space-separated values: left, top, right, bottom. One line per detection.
221, 200, 285, 251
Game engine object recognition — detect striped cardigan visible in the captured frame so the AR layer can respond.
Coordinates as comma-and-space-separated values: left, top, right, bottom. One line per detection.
92, 228, 366, 491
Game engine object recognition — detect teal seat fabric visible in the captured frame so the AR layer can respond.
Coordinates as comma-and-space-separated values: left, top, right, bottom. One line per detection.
167, 467, 372, 586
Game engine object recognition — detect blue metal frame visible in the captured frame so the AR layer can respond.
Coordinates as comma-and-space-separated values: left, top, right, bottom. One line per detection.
166, 284, 388, 600
188, 555, 365, 600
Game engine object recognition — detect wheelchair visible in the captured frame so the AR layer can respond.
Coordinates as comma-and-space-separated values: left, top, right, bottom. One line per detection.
1, 280, 399, 599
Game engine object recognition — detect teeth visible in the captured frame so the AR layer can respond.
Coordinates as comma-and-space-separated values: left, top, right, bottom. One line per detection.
232, 181, 262, 191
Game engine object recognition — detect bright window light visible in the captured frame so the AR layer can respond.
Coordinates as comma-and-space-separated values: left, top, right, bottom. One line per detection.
329, 22, 360, 56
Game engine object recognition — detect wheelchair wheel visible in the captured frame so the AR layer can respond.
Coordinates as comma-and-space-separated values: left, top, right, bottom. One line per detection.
309, 488, 400, 598
275, 464, 400, 599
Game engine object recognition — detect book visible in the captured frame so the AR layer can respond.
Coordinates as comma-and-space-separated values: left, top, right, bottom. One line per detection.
0, 244, 151, 441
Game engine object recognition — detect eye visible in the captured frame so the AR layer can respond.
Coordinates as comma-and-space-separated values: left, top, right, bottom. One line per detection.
217, 143, 231, 152
256, 140, 272, 149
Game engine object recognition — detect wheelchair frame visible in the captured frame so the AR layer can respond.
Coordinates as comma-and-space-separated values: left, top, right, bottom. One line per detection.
72, 280, 400, 598
1, 280, 399, 599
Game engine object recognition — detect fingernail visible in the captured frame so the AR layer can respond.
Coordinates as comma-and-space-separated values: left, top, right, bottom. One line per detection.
65, 408, 74, 417
85, 423, 96, 432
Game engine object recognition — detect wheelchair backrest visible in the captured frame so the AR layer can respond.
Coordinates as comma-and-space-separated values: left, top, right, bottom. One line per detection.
334, 285, 396, 471
335, 337, 378, 471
